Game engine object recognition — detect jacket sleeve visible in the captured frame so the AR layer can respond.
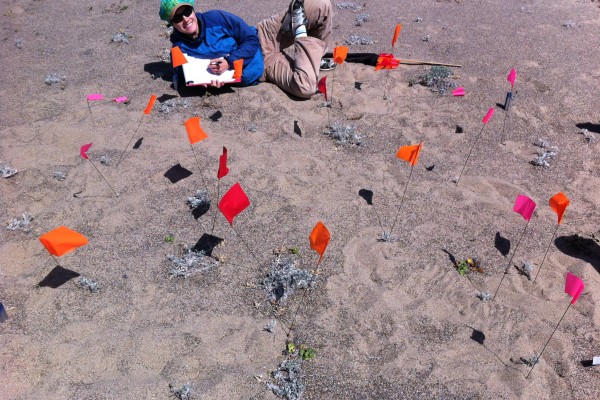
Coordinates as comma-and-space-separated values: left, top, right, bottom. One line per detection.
215, 11, 260, 69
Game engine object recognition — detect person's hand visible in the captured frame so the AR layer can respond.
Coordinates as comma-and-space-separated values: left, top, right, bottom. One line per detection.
208, 58, 229, 75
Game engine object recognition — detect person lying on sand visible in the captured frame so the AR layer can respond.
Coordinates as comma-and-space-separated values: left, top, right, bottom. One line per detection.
159, 0, 333, 98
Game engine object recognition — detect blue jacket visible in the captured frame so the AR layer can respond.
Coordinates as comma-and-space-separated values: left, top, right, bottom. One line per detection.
170, 10, 264, 87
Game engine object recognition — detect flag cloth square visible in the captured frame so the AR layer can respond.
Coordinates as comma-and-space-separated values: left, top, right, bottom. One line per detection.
375, 53, 400, 71
218, 182, 250, 225
507, 68, 517, 89
39, 226, 88, 257
80, 143, 92, 159
86, 94, 104, 101
565, 272, 584, 304
482, 107, 495, 124
392, 24, 402, 47
310, 221, 331, 264
333, 46, 348, 64
185, 116, 208, 144
144, 94, 157, 115
396, 142, 422, 166
549, 192, 570, 224
218, 146, 229, 179
318, 76, 327, 100
171, 46, 188, 68
233, 59, 244, 81
513, 195, 536, 221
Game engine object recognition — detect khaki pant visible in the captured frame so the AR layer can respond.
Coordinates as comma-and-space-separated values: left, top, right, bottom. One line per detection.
257, 0, 332, 98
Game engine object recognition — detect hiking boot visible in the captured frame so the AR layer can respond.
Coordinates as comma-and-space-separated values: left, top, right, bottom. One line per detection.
283, 0, 308, 34
319, 58, 336, 71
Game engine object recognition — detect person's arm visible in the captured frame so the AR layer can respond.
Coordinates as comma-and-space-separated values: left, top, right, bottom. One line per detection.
214, 11, 260, 69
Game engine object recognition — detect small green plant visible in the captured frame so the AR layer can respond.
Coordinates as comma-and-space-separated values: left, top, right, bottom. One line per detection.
455, 258, 484, 276
298, 345, 316, 361
165, 234, 175, 243
290, 247, 300, 255
287, 342, 296, 354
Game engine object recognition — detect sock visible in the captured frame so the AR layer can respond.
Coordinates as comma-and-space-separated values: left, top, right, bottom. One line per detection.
295, 25, 307, 38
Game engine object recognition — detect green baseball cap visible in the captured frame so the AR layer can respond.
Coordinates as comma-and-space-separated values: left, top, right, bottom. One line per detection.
159, 0, 194, 21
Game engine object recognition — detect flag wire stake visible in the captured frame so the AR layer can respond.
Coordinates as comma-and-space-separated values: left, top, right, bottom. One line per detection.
533, 224, 559, 284
526, 302, 571, 379
455, 124, 486, 185
87, 159, 119, 197
493, 219, 530, 300
116, 114, 145, 168
388, 165, 415, 239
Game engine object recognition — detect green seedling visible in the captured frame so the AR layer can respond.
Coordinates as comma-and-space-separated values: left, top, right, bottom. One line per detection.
287, 342, 296, 354
455, 258, 484, 276
298, 345, 316, 361
165, 234, 175, 243
290, 247, 299, 255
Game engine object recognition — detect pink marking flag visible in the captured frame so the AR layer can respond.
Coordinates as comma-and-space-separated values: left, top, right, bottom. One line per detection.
218, 182, 250, 225
452, 87, 465, 96
86, 94, 104, 101
113, 96, 128, 103
80, 143, 92, 159
507, 68, 517, 89
482, 107, 495, 124
318, 76, 327, 101
549, 192, 570, 225
565, 272, 584, 304
217, 146, 229, 179
514, 194, 536, 221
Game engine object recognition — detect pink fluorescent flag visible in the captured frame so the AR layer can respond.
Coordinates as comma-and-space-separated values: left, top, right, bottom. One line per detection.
482, 107, 495, 124
218, 182, 250, 225
513, 194, 536, 221
318, 76, 327, 101
565, 272, 584, 304
452, 87, 465, 96
80, 143, 92, 159
87, 94, 104, 101
507, 68, 517, 89
217, 146, 229, 179
113, 96, 128, 103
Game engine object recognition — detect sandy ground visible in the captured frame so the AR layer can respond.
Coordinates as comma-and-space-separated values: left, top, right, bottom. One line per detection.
1, 0, 600, 399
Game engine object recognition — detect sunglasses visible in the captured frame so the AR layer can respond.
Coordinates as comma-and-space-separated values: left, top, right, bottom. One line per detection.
171, 5, 194, 23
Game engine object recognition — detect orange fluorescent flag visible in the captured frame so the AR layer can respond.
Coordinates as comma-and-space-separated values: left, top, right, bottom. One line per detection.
144, 94, 157, 115
549, 192, 570, 224
233, 59, 244, 81
310, 221, 331, 264
392, 24, 403, 48
375, 53, 400, 71
396, 141, 422, 166
39, 226, 88, 257
171, 46, 188, 68
184, 116, 208, 144
333, 46, 348, 64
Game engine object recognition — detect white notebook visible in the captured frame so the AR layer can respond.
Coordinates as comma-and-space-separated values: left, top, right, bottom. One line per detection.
181, 54, 237, 86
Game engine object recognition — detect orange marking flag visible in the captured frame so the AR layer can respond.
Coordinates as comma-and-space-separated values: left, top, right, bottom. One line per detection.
549, 192, 569, 224
333, 46, 348, 65
144, 94, 157, 115
39, 226, 88, 257
233, 59, 244, 81
396, 141, 423, 166
310, 221, 331, 264
392, 24, 403, 48
218, 182, 250, 225
184, 116, 208, 144
375, 53, 400, 71
171, 46, 188, 68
